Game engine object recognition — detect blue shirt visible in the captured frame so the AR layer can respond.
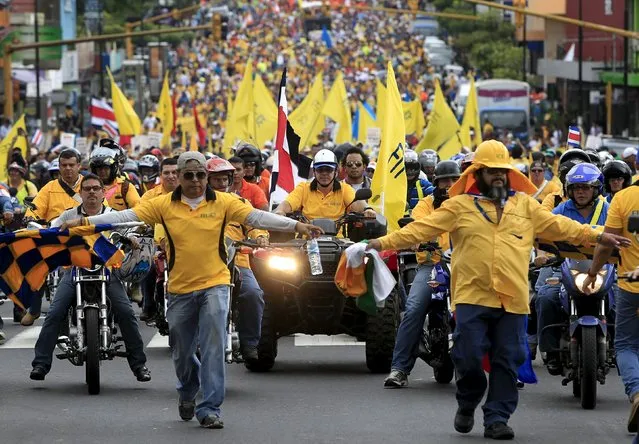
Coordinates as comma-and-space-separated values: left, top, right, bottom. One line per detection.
552, 198, 608, 225
407, 178, 434, 211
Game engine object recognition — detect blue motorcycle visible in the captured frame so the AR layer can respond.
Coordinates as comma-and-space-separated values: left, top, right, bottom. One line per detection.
542, 258, 616, 409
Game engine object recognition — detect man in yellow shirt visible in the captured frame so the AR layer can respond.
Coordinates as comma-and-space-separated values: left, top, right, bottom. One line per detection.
384, 160, 460, 388
529, 160, 560, 203
583, 186, 639, 433
274, 149, 375, 220
366, 140, 628, 440
89, 143, 140, 211
61, 152, 321, 429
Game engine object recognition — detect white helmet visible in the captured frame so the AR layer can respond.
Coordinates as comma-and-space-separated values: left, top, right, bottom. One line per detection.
313, 149, 338, 169
111, 231, 154, 284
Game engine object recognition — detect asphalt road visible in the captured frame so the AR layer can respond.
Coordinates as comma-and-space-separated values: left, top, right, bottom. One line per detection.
0, 301, 634, 444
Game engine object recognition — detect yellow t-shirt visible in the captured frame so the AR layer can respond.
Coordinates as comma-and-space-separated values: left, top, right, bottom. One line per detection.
132, 187, 254, 294
284, 180, 356, 221
605, 186, 639, 293
141, 184, 171, 243
26, 178, 81, 222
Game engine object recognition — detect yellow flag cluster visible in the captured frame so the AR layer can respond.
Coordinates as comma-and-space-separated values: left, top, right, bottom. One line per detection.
290, 72, 325, 149
322, 71, 351, 144
369, 62, 407, 233
402, 100, 426, 137
0, 114, 27, 183
416, 79, 462, 159
459, 77, 482, 149
355, 102, 376, 143
107, 68, 141, 136
252, 75, 278, 149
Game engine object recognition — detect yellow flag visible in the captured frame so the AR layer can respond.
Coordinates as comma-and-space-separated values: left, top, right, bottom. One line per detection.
290, 72, 325, 149
322, 71, 352, 144
252, 75, 278, 148
223, 60, 254, 153
181, 130, 187, 149
369, 62, 407, 233
416, 79, 462, 159
156, 72, 174, 147
376, 78, 387, 124
356, 102, 376, 143
0, 114, 27, 183
402, 100, 425, 136
459, 77, 482, 149
189, 132, 199, 151
107, 68, 141, 135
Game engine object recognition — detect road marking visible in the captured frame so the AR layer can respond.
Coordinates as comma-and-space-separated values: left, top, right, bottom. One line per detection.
2, 327, 42, 349
294, 334, 365, 346
146, 333, 169, 349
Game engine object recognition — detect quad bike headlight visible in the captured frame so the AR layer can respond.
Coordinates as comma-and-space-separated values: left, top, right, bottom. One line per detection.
267, 255, 297, 273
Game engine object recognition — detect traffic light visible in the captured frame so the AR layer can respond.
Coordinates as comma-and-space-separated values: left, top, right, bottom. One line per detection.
212, 14, 229, 41
513, 0, 525, 28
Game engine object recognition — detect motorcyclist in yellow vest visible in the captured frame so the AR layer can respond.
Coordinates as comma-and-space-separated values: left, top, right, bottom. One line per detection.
384, 160, 460, 388
274, 149, 376, 221
207, 157, 267, 366
89, 140, 140, 211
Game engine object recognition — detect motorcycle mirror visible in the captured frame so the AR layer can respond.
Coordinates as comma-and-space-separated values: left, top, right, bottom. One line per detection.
398, 217, 414, 228
345, 188, 372, 212
629, 213, 639, 234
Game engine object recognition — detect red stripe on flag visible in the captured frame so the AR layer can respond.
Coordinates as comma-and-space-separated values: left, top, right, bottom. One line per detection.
274, 106, 295, 193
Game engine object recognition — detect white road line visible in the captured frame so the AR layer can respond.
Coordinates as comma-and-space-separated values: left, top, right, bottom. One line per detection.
2, 327, 42, 349
294, 334, 365, 346
146, 332, 169, 349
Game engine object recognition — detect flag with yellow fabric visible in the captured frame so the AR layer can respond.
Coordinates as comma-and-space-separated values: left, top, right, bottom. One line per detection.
402, 100, 425, 136
107, 68, 141, 136
156, 72, 174, 147
369, 62, 407, 232
0, 114, 27, 182
459, 77, 482, 149
189, 132, 199, 151
354, 102, 376, 143
376, 78, 387, 137
223, 59, 254, 154
322, 71, 352, 144
253, 75, 278, 148
416, 79, 462, 159
289, 72, 325, 149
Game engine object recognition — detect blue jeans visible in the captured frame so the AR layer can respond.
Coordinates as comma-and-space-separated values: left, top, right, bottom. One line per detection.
166, 285, 229, 421
32, 271, 146, 373
27, 288, 44, 316
237, 267, 264, 347
535, 267, 559, 293
452, 304, 526, 427
391, 264, 433, 373
615, 288, 639, 400
536, 283, 563, 353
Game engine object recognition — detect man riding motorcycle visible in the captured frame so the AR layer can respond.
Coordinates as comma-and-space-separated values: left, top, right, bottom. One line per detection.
274, 149, 376, 220
541, 149, 591, 211
418, 150, 438, 182
138, 154, 162, 195
236, 143, 270, 199
384, 160, 460, 388
29, 173, 151, 383
602, 160, 633, 203
89, 143, 140, 211
536, 163, 609, 375
207, 157, 268, 365
405, 149, 434, 214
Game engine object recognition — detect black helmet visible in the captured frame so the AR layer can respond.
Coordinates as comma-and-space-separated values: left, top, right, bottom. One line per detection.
89, 147, 119, 183
558, 149, 591, 185
98, 138, 127, 169
236, 142, 263, 179
433, 160, 460, 186
584, 148, 602, 169
138, 154, 160, 182
602, 160, 632, 193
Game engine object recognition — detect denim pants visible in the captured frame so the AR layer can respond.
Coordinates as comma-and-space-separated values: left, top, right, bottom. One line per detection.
615, 288, 639, 400
535, 283, 564, 353
452, 303, 527, 427
32, 271, 147, 373
166, 285, 229, 421
237, 267, 264, 347
391, 264, 433, 373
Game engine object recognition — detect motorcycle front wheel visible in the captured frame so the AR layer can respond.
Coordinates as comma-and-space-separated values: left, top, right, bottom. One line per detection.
85, 307, 101, 395
580, 326, 598, 409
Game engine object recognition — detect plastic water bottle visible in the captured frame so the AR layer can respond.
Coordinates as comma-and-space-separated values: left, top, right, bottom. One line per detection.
307, 238, 323, 275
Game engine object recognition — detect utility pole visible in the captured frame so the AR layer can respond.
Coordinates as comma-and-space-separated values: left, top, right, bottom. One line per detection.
34, 0, 41, 121
624, 0, 630, 135
578, 0, 583, 122
99, 8, 105, 97
522, 11, 527, 82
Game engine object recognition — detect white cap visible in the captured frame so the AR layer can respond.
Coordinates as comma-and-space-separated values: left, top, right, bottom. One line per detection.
623, 147, 638, 159
367, 161, 376, 170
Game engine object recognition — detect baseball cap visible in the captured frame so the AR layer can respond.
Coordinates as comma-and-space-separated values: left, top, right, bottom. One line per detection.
622, 147, 638, 159
177, 151, 206, 170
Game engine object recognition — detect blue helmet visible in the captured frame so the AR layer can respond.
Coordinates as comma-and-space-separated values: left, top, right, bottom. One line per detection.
565, 163, 603, 200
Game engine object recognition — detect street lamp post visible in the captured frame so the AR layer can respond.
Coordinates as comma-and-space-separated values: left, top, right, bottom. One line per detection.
578, 0, 583, 121
34, 0, 41, 121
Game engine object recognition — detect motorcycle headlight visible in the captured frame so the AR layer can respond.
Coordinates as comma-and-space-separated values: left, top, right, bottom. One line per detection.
267, 255, 297, 273
574, 272, 604, 294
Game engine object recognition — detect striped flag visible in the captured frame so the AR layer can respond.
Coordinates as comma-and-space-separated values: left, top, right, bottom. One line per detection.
90, 98, 119, 136
567, 125, 581, 148
31, 129, 43, 147
269, 68, 312, 211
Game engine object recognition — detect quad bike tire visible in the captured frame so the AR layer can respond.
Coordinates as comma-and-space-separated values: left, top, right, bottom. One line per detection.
246, 300, 278, 372
365, 289, 400, 373
85, 307, 101, 395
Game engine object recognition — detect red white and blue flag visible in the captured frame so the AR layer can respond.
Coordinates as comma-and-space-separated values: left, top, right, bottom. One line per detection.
269, 68, 312, 211
90, 98, 119, 138
567, 126, 581, 148
31, 129, 43, 147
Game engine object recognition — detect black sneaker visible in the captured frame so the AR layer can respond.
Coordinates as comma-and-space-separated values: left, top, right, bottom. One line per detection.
383, 369, 408, 388
134, 366, 151, 382
454, 407, 475, 434
178, 400, 195, 421
139, 311, 156, 322
200, 415, 224, 429
484, 422, 515, 440
546, 353, 563, 376
241, 344, 258, 363
30, 366, 46, 381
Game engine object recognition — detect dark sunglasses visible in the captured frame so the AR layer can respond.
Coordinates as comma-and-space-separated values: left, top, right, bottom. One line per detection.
346, 161, 363, 168
183, 171, 207, 181
530, 168, 544, 173
82, 185, 103, 192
